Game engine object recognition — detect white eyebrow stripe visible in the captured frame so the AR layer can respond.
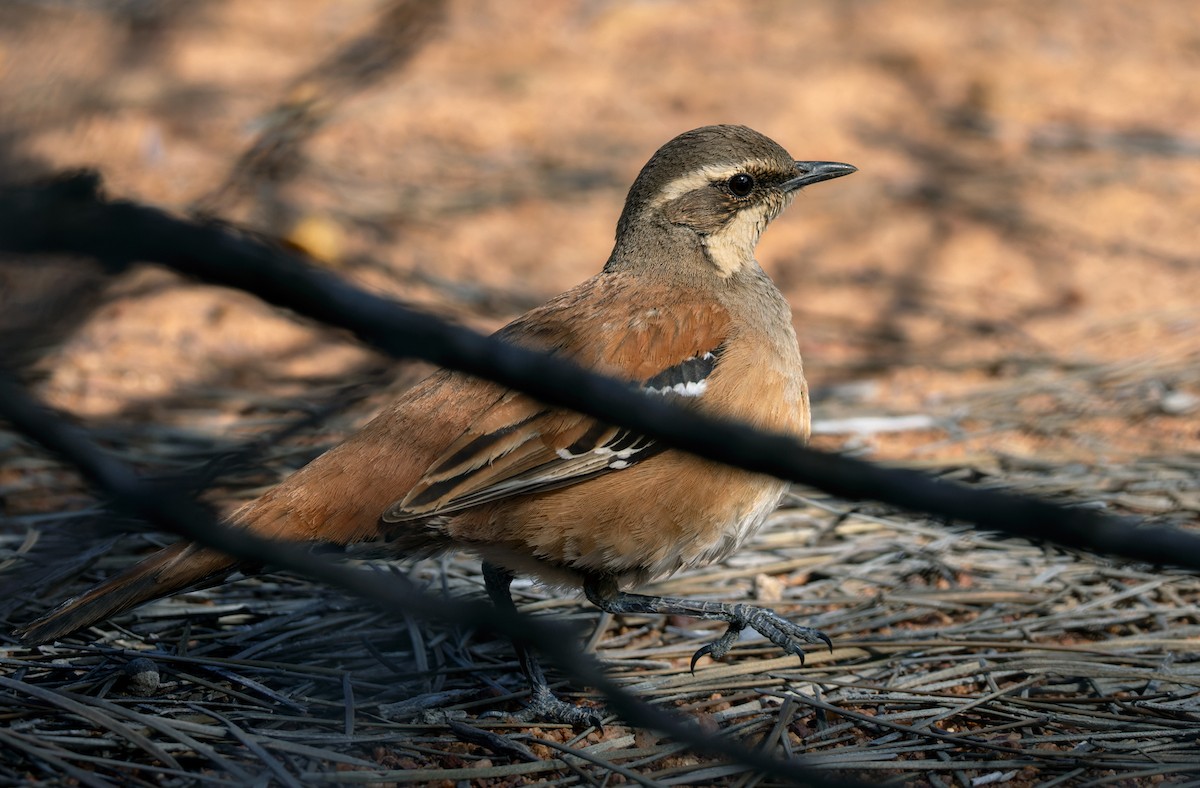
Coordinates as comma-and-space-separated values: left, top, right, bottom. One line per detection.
647, 158, 780, 208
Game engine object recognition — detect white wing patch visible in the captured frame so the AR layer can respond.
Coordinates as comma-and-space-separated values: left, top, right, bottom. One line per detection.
646, 378, 708, 398
553, 347, 719, 470
641, 351, 717, 399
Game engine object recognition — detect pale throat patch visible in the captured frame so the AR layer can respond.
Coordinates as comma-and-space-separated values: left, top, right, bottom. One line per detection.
702, 200, 777, 277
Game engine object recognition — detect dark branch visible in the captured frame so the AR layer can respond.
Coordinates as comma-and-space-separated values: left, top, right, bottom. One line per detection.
0, 172, 1196, 570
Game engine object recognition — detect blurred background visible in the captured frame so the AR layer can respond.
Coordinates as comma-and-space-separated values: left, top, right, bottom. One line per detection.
1, 0, 1197, 465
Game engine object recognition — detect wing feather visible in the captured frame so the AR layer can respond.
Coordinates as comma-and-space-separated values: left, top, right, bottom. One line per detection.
382, 275, 731, 523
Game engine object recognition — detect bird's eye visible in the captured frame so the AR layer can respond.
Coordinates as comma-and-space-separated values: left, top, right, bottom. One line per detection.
727, 173, 755, 197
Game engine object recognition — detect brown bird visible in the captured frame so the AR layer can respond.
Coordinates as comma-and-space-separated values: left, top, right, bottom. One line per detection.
18, 125, 855, 725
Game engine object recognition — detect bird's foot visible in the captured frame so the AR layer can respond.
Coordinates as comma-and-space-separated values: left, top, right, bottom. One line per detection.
480, 681, 604, 729
690, 605, 831, 672
483, 684, 605, 730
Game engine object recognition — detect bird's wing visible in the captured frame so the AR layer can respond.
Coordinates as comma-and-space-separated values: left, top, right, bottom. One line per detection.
382, 275, 730, 522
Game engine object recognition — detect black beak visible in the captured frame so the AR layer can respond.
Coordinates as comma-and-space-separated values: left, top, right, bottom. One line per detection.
783, 161, 857, 192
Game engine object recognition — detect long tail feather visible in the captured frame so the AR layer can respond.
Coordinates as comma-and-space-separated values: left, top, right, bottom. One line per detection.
16, 542, 237, 645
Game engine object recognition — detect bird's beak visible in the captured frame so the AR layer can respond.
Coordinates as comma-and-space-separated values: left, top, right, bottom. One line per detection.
783, 161, 857, 192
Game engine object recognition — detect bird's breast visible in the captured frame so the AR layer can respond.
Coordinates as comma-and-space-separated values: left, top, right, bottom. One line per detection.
447, 316, 808, 588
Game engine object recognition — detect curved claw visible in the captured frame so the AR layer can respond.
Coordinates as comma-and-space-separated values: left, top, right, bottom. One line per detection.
689, 642, 716, 674
690, 622, 745, 674
737, 607, 832, 666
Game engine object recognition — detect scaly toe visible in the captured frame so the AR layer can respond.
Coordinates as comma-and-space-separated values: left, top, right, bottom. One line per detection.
689, 623, 744, 673
776, 618, 832, 646
507, 686, 605, 731
748, 611, 833, 663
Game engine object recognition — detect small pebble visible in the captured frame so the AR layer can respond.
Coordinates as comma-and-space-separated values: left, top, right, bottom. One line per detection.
1160, 390, 1199, 415
123, 657, 160, 695
754, 572, 785, 603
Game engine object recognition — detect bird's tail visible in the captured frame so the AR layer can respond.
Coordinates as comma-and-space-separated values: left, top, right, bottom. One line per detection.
15, 542, 237, 645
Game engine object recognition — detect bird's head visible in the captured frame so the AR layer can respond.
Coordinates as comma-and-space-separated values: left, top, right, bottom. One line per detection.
609, 125, 855, 277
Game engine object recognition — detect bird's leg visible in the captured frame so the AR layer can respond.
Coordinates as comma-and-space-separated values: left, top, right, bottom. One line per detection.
481, 562, 603, 728
583, 574, 831, 673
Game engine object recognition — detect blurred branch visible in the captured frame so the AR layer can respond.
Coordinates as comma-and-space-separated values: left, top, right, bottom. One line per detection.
1, 171, 1198, 571
194, 0, 446, 214
948, 108, 1200, 158
0, 253, 113, 372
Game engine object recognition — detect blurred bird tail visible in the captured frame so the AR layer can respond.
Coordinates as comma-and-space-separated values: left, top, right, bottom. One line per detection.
15, 542, 236, 646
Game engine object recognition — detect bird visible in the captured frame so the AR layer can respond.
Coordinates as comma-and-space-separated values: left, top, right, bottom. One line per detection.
17, 125, 856, 726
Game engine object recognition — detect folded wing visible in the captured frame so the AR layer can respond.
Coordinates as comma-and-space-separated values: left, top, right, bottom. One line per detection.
383, 278, 730, 522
